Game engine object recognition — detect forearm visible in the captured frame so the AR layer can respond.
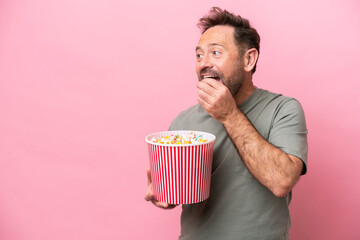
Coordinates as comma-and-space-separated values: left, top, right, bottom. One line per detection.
222, 108, 302, 197
196, 78, 303, 196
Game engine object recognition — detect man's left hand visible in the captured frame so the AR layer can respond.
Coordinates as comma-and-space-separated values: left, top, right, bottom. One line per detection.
197, 78, 237, 122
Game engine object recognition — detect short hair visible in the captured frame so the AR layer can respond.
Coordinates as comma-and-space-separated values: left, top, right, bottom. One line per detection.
197, 7, 260, 73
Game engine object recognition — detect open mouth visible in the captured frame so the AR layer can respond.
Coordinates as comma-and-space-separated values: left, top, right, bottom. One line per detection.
201, 75, 220, 81
200, 68, 222, 81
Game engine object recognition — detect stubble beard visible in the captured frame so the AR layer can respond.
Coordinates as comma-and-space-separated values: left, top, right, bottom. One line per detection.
223, 62, 244, 97
198, 61, 245, 97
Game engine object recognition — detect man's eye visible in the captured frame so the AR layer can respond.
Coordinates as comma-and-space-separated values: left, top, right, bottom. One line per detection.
213, 51, 220, 55
196, 53, 203, 59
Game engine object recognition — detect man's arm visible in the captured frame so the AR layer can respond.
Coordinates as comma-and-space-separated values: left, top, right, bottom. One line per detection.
221, 108, 303, 197
197, 78, 303, 197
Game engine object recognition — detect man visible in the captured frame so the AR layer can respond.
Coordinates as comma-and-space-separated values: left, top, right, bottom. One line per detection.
145, 7, 308, 240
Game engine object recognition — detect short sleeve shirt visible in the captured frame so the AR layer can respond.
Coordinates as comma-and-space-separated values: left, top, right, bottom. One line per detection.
169, 88, 308, 240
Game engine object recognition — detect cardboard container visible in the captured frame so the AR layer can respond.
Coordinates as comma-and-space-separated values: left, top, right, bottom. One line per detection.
145, 130, 215, 204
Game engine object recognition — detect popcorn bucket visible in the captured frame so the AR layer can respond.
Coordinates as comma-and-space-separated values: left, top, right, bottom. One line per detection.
145, 130, 216, 204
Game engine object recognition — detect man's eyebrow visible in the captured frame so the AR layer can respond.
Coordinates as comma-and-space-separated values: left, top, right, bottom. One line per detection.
195, 43, 225, 51
209, 43, 225, 48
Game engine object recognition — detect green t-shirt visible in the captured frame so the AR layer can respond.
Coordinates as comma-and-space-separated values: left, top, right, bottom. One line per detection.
169, 88, 308, 240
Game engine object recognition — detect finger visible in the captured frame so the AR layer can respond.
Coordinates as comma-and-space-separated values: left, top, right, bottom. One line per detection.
197, 84, 212, 97
197, 80, 217, 95
144, 191, 153, 201
144, 185, 154, 201
197, 81, 219, 105
145, 169, 154, 202
200, 77, 223, 89
198, 89, 214, 106
198, 78, 226, 98
146, 168, 152, 185
198, 95, 213, 112
154, 201, 178, 209
150, 196, 166, 208
154, 201, 169, 208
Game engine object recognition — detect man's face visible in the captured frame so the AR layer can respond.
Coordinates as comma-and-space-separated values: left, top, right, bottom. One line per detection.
195, 25, 245, 96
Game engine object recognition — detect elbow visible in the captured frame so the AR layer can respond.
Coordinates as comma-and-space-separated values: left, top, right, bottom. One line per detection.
272, 179, 293, 198
272, 188, 290, 198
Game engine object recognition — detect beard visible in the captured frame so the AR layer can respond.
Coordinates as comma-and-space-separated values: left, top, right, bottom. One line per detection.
223, 66, 244, 97
199, 61, 244, 97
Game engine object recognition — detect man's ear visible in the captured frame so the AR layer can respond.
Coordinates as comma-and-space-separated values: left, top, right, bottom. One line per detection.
243, 48, 259, 73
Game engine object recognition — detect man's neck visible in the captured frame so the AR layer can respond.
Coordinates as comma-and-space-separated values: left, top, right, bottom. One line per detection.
234, 77, 255, 106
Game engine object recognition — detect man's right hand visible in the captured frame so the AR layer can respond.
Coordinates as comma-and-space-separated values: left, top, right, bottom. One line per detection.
144, 168, 178, 209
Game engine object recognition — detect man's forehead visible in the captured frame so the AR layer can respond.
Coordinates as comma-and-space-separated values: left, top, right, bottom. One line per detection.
196, 25, 235, 49
203, 25, 235, 34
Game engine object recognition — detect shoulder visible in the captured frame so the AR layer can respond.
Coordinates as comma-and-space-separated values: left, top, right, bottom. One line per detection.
248, 88, 306, 132
256, 88, 304, 113
257, 89, 307, 132
169, 104, 207, 130
175, 104, 203, 118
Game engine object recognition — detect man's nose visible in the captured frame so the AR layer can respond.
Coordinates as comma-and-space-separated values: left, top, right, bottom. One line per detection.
199, 54, 213, 69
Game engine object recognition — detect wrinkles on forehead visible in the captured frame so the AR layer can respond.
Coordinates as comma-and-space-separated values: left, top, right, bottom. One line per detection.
196, 43, 225, 52
196, 25, 237, 52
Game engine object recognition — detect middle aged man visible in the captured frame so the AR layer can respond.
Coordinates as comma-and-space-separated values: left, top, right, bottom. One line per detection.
145, 7, 308, 240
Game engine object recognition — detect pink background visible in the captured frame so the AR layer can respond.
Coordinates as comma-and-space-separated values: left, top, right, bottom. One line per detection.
1, 0, 359, 239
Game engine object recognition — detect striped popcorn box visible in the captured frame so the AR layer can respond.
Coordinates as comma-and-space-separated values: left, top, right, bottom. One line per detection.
145, 130, 215, 205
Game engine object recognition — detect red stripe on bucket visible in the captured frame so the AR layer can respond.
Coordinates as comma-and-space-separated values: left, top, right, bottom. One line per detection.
147, 131, 214, 204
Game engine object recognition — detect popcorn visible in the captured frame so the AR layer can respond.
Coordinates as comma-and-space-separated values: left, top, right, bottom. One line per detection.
146, 130, 216, 204
151, 132, 207, 144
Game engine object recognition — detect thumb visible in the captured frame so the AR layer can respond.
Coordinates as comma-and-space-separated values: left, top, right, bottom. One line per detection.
147, 168, 152, 185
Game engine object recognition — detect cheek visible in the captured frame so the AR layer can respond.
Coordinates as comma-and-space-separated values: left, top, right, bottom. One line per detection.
225, 59, 242, 74
216, 58, 231, 73
217, 63, 231, 77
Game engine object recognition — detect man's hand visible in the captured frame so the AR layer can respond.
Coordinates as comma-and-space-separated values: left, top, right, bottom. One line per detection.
197, 78, 237, 122
197, 78, 304, 198
144, 168, 177, 209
